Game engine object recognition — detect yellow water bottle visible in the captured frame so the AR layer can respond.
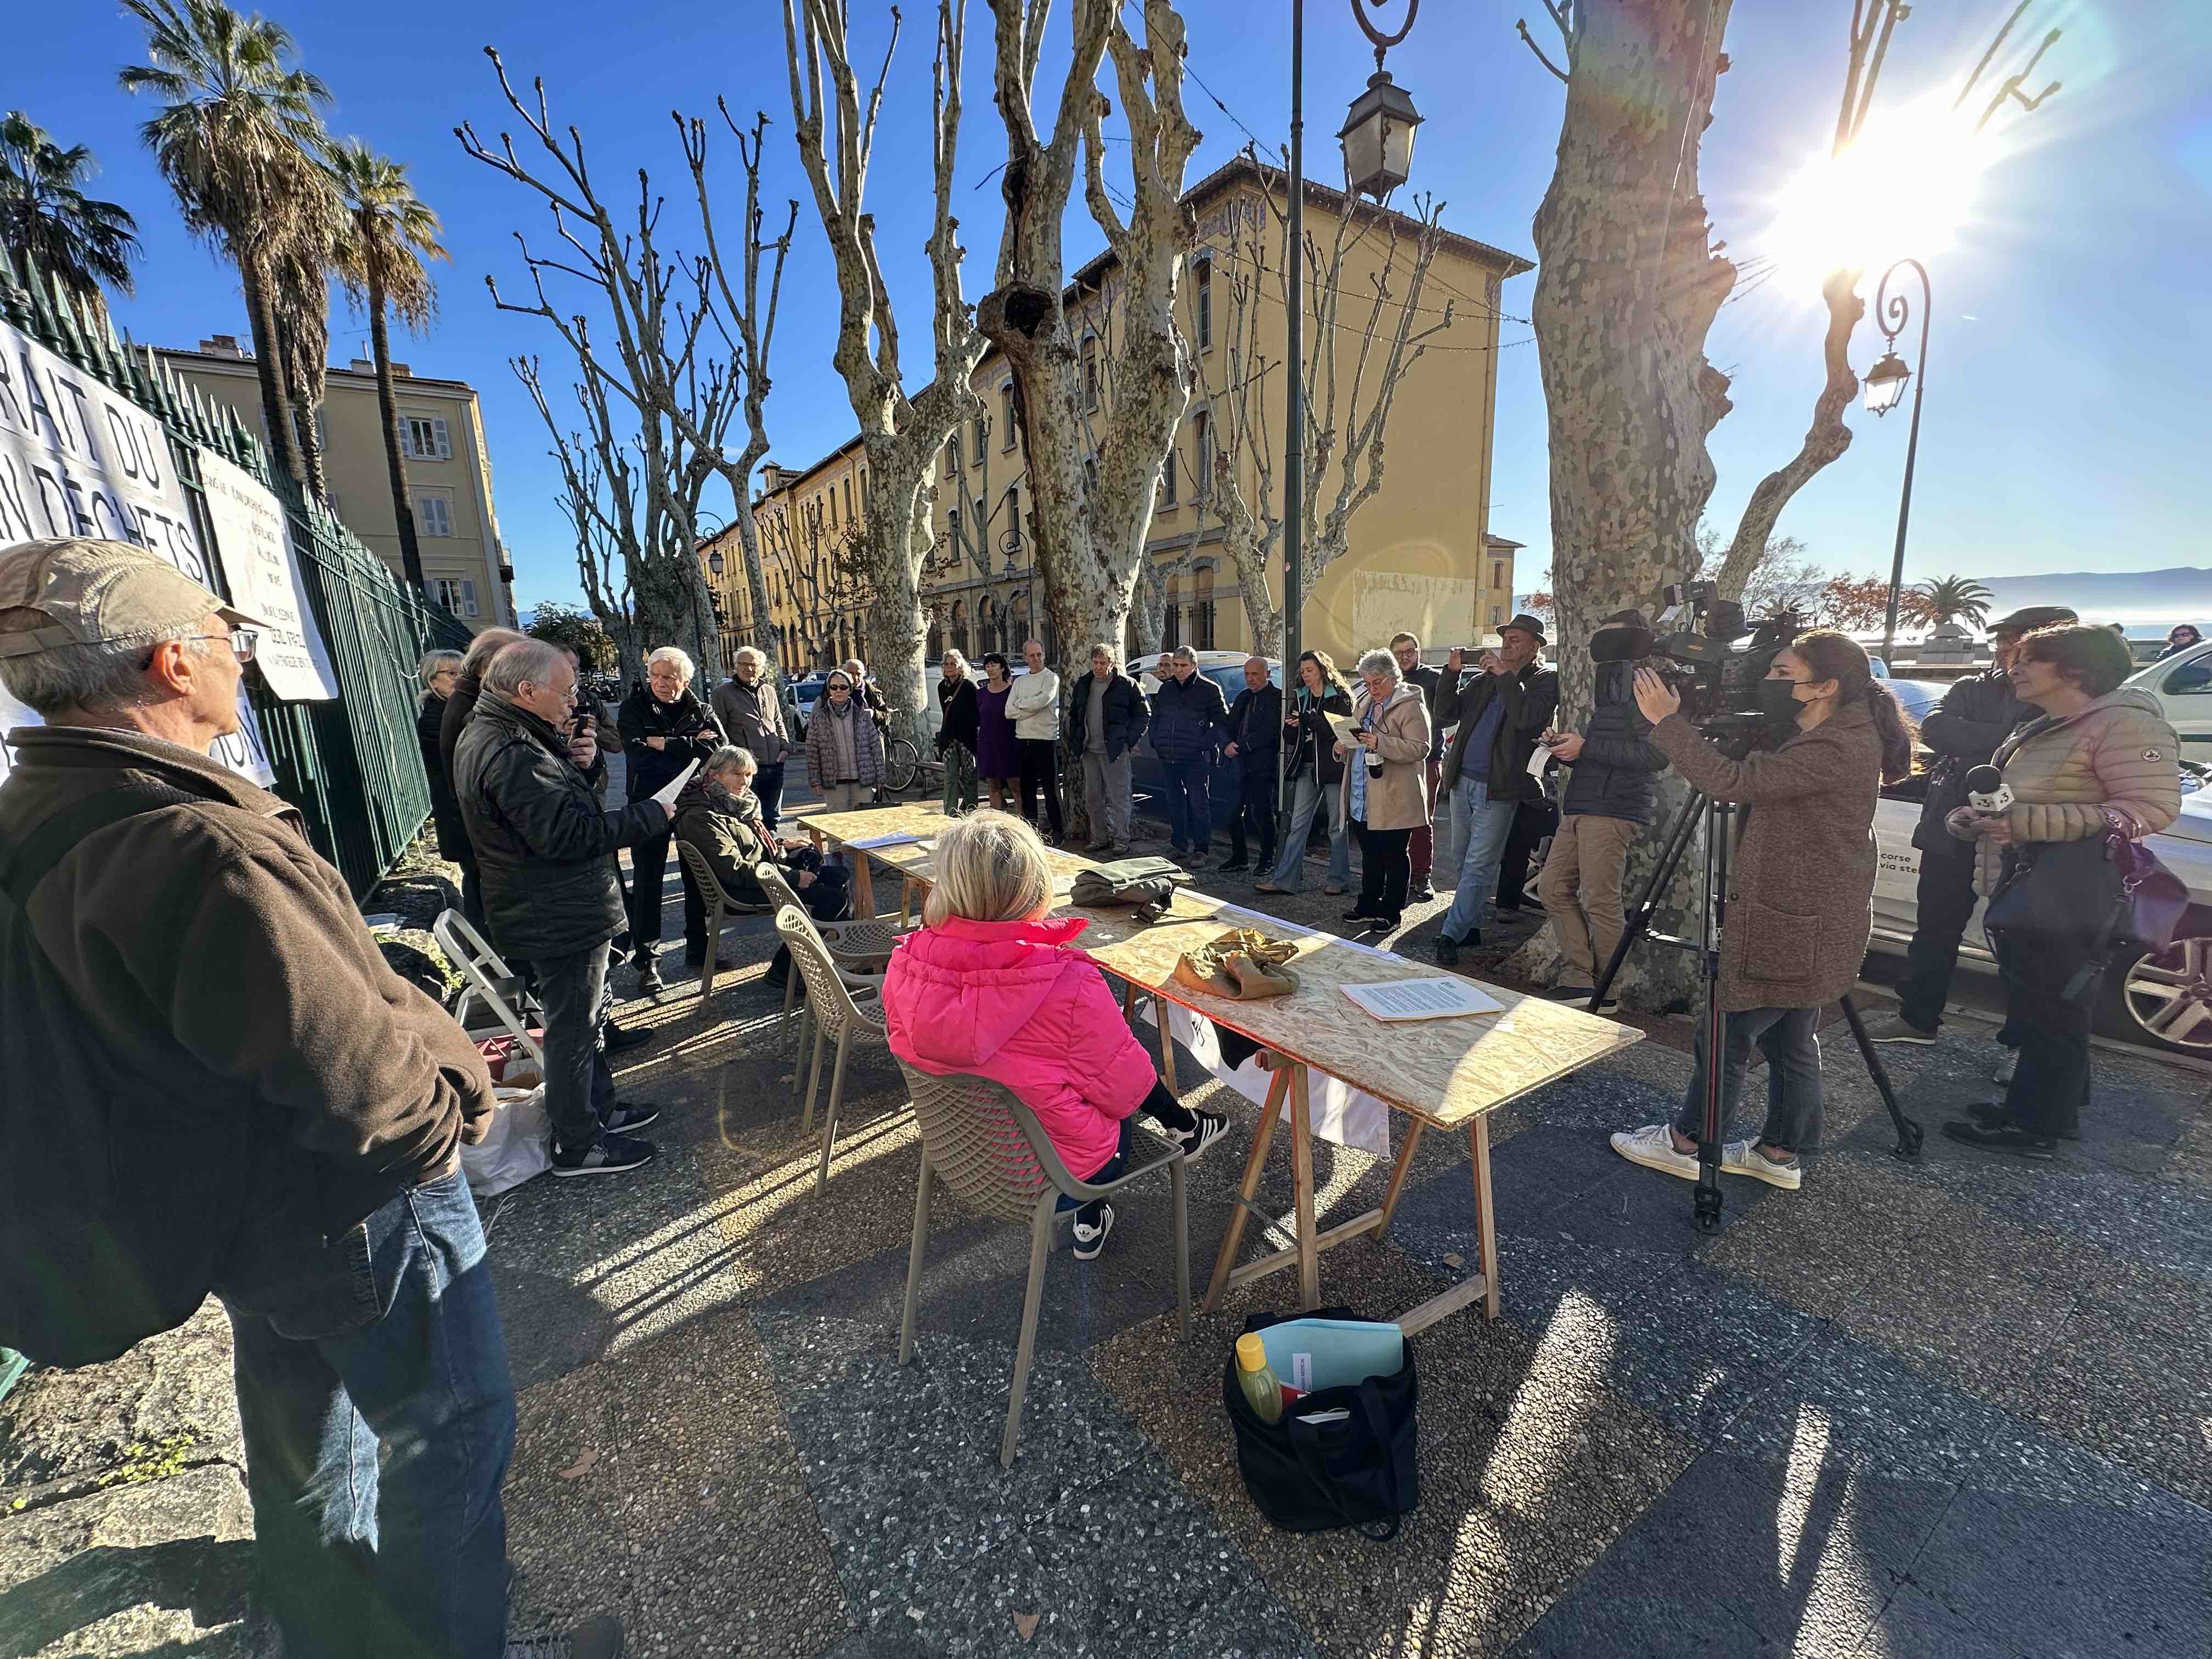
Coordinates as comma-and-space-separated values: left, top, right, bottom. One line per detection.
1235, 1333, 1284, 1424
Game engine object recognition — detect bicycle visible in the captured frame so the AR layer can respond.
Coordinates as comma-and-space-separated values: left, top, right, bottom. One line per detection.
882, 736, 922, 796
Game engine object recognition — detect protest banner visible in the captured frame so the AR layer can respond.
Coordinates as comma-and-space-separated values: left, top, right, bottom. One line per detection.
200, 448, 338, 701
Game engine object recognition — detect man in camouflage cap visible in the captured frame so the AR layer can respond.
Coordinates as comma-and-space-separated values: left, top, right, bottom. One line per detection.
0, 539, 620, 1659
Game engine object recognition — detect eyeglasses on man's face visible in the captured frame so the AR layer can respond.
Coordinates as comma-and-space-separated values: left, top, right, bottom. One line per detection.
149, 627, 256, 669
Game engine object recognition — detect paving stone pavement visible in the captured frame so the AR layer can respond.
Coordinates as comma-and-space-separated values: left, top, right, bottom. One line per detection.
5, 783, 2211, 1657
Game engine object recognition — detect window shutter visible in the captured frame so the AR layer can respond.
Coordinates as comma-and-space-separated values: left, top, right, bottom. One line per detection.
461, 578, 479, 618
434, 417, 452, 460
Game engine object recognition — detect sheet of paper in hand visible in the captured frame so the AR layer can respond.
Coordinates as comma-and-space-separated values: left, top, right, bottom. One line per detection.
651, 758, 699, 811
1341, 977, 1504, 1022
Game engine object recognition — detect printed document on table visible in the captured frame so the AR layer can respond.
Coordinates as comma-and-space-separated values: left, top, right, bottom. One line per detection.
1341, 977, 1504, 1022
651, 759, 699, 812
845, 831, 929, 850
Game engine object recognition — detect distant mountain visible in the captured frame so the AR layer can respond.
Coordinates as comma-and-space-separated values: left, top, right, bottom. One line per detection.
1973, 569, 2212, 634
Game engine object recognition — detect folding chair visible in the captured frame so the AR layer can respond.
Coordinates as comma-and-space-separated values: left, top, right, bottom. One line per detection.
775, 907, 898, 1194
432, 909, 544, 1070
674, 838, 772, 1000
894, 1063, 1191, 1466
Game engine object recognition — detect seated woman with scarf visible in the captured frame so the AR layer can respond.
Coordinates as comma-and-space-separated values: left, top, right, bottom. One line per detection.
674, 746, 850, 989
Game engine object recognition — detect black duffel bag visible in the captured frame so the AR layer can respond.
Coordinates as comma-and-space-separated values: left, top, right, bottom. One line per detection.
1221, 1307, 1419, 1540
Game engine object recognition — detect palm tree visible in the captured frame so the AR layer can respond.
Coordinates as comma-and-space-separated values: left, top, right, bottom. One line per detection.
1912, 574, 1995, 630
272, 219, 339, 503
0, 112, 142, 331
327, 139, 444, 598
118, 0, 335, 488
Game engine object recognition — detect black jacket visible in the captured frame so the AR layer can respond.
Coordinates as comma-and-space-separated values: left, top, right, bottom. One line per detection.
1285, 685, 1355, 786
1436, 662, 1560, 800
1150, 672, 1229, 765
416, 690, 465, 858
935, 676, 981, 753
1403, 662, 1446, 763
1912, 666, 2036, 850
1225, 683, 1283, 773
1558, 663, 1667, 825
617, 684, 724, 802
1066, 670, 1149, 763
455, 694, 668, 960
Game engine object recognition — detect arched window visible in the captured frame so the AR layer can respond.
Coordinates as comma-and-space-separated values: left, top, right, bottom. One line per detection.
1009, 592, 1031, 652
1492, 560, 1504, 589
944, 435, 961, 478
999, 382, 1017, 450
950, 599, 968, 660
1162, 574, 1182, 651
1193, 562, 1216, 651
1160, 448, 1178, 505
1080, 335, 1100, 412
926, 610, 944, 661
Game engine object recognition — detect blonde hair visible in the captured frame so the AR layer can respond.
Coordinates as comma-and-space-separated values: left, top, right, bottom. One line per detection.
923, 809, 1053, 928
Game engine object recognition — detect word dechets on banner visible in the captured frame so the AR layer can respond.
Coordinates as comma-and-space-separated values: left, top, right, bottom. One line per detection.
0, 318, 275, 786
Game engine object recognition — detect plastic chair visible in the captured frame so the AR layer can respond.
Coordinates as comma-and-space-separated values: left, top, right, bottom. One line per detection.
753, 860, 907, 1076
775, 907, 896, 1194
893, 1062, 1190, 1466
674, 838, 772, 1000
433, 910, 544, 1069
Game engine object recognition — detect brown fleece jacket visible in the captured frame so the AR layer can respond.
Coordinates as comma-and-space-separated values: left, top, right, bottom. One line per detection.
0, 725, 495, 1238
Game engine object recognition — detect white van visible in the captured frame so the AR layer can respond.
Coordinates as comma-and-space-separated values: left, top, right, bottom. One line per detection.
2125, 641, 2212, 755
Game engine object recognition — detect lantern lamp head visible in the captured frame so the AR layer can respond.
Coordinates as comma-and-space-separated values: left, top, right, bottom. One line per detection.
1339, 71, 1423, 200
1862, 349, 1911, 417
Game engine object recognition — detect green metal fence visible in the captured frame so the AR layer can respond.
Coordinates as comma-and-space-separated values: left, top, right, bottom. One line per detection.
2, 255, 473, 896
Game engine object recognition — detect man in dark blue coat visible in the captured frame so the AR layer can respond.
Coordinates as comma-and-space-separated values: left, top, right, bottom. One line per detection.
1150, 646, 1229, 868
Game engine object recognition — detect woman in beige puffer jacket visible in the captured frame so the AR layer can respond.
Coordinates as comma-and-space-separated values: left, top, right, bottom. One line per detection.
1943, 626, 2180, 1157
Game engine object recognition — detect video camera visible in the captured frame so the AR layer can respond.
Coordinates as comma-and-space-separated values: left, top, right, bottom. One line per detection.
1601, 580, 1801, 746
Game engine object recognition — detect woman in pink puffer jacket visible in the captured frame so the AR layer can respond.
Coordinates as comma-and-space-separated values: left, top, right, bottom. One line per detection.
883, 811, 1228, 1259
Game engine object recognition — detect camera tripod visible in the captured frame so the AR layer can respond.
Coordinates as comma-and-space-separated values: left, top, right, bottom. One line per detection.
1585, 783, 1926, 1231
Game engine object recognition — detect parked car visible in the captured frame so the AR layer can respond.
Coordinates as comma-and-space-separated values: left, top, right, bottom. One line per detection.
1868, 761, 2212, 1054
1126, 652, 1283, 838
788, 673, 828, 736
2126, 640, 2212, 754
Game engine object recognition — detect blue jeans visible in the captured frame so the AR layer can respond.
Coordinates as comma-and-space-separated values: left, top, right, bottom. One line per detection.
1163, 758, 1213, 852
1440, 776, 1520, 942
222, 1170, 516, 1659
1674, 1005, 1824, 1154
1268, 769, 1351, 890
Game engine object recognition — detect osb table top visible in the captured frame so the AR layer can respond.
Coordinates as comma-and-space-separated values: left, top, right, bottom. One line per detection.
795, 802, 1641, 1130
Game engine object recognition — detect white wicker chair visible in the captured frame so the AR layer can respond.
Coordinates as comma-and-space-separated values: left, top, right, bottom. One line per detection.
894, 1062, 1191, 1466
775, 907, 898, 1193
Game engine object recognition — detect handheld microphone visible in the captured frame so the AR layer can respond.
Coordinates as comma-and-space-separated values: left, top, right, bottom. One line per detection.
1965, 765, 2012, 815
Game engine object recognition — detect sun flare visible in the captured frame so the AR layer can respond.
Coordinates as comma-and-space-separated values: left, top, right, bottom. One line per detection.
1764, 99, 1994, 279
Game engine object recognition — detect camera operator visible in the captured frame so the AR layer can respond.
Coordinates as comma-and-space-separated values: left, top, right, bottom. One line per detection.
1861, 605, 2075, 1057
1431, 614, 1558, 967
1609, 630, 1917, 1194
1536, 610, 1668, 1005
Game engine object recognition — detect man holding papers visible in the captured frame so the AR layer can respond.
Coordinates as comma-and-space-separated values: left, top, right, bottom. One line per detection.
456, 639, 671, 1180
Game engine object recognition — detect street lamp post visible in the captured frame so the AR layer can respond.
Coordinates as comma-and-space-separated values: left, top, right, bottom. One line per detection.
1280, 0, 1420, 805
1868, 257, 1931, 667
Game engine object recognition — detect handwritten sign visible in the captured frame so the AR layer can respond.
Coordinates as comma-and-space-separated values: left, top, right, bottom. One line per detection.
0, 319, 275, 786
199, 448, 337, 701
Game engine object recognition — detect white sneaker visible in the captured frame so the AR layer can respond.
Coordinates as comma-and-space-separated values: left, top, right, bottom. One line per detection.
1609, 1122, 1700, 1181
1720, 1139, 1802, 1190
1992, 1049, 2018, 1087
1071, 1203, 1115, 1260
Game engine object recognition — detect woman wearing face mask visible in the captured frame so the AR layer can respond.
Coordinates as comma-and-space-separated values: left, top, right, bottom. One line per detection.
1609, 630, 1917, 1193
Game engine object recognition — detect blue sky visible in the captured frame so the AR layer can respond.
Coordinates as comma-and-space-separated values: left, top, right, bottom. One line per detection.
12, 0, 2209, 617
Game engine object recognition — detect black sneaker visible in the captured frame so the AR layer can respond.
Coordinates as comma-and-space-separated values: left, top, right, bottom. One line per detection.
601, 1019, 651, 1053
505, 1612, 625, 1658
1408, 883, 1435, 904
682, 955, 733, 975
551, 1133, 658, 1177
1941, 1120, 2057, 1160
634, 962, 666, 996
1964, 1100, 2080, 1141
602, 1101, 661, 1134
1174, 1110, 1231, 1163
1218, 857, 1250, 873
1433, 934, 1460, 966
1070, 1203, 1115, 1261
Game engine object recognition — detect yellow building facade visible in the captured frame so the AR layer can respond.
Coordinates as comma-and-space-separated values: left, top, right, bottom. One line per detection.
159, 336, 517, 631
707, 157, 1528, 674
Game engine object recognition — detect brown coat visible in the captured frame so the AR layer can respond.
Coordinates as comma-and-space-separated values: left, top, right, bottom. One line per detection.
1337, 680, 1434, 832
0, 726, 497, 1238
1991, 687, 2180, 843
1648, 701, 1883, 1013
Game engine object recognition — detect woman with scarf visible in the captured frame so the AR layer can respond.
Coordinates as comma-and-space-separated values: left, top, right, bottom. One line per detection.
673, 747, 851, 991
804, 668, 887, 814
934, 650, 981, 815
